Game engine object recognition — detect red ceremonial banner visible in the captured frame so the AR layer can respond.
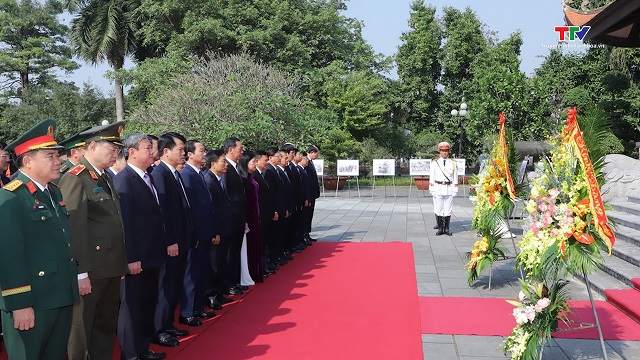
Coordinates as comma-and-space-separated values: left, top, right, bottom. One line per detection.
562, 108, 615, 254
498, 113, 517, 199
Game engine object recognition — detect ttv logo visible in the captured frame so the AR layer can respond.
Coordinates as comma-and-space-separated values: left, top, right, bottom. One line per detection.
554, 26, 590, 41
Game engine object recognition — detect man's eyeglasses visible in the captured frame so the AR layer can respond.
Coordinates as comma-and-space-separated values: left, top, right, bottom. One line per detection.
0, 154, 9, 158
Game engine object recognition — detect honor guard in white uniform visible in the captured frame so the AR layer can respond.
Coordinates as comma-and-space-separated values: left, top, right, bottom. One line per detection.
429, 142, 458, 235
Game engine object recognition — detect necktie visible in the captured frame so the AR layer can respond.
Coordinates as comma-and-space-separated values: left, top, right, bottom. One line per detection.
443, 159, 446, 167
143, 173, 158, 203
101, 173, 112, 195
199, 171, 212, 200
175, 170, 190, 207
43, 187, 58, 215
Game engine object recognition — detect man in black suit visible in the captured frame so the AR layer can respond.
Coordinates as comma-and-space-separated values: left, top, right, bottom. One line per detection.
113, 134, 166, 360
263, 147, 289, 268
282, 145, 305, 253
180, 141, 219, 318
202, 149, 233, 305
304, 145, 321, 241
222, 137, 246, 295
296, 151, 314, 246
252, 150, 278, 275
150, 133, 197, 348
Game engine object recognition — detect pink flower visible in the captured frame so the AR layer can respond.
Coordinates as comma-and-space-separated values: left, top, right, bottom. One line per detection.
537, 297, 551, 310
565, 209, 573, 217
542, 215, 553, 227
538, 203, 548, 212
549, 204, 556, 213
550, 229, 559, 236
549, 188, 560, 198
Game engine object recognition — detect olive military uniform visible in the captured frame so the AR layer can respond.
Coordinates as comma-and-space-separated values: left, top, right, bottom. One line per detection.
59, 122, 128, 360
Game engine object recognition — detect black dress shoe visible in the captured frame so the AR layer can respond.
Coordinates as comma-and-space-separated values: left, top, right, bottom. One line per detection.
142, 350, 167, 360
268, 263, 279, 271
165, 327, 189, 337
303, 238, 313, 246
217, 294, 233, 304
194, 310, 216, 319
207, 296, 223, 310
225, 287, 243, 296
153, 333, 179, 347
282, 253, 293, 260
178, 316, 202, 327
283, 249, 292, 257
276, 257, 287, 265
235, 284, 249, 291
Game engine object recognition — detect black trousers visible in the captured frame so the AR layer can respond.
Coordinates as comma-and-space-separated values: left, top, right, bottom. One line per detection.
118, 268, 159, 360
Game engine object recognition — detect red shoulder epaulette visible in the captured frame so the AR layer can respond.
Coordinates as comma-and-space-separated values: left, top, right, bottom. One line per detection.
69, 164, 86, 176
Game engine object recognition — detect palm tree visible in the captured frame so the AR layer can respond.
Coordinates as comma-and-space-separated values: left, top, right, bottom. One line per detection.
66, 0, 139, 122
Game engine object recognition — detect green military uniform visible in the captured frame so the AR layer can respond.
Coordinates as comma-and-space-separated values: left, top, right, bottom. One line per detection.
58, 127, 90, 181
0, 119, 80, 360
59, 121, 128, 360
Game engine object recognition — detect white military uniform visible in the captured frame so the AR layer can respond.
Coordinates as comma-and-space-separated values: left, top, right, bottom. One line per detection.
429, 155, 458, 216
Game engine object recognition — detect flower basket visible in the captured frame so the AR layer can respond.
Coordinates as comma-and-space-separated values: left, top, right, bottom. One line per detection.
322, 176, 346, 190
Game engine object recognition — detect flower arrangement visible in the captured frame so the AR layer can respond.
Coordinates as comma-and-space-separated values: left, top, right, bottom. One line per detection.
505, 109, 616, 360
503, 279, 571, 360
465, 223, 509, 285
467, 114, 520, 285
515, 110, 615, 280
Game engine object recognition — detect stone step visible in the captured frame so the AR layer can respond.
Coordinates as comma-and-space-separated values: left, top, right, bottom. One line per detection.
576, 268, 629, 297
607, 209, 640, 232
612, 223, 640, 248
611, 236, 640, 268
628, 195, 640, 205
611, 201, 640, 217
598, 254, 639, 288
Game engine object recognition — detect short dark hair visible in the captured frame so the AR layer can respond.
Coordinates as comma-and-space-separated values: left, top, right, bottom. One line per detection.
158, 132, 186, 155
300, 151, 308, 157
223, 137, 240, 154
265, 146, 279, 157
147, 134, 158, 141
0, 140, 7, 150
184, 140, 201, 160
308, 145, 319, 153
254, 150, 268, 158
205, 148, 224, 169
282, 143, 295, 153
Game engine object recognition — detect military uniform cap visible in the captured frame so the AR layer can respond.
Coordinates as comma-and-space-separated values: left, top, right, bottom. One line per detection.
59, 126, 91, 150
437, 142, 451, 150
80, 121, 125, 146
6, 119, 64, 157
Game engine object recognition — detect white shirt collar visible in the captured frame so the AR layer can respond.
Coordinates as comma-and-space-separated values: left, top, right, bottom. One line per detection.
187, 163, 201, 173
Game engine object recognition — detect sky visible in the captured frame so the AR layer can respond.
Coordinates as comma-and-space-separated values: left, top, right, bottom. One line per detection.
60, 0, 571, 96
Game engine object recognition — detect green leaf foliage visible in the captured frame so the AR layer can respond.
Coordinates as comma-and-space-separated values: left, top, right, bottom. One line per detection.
128, 52, 337, 150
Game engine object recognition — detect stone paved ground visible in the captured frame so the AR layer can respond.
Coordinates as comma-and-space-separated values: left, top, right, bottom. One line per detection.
312, 186, 640, 360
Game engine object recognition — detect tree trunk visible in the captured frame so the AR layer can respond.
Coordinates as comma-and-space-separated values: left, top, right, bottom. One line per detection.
114, 76, 125, 122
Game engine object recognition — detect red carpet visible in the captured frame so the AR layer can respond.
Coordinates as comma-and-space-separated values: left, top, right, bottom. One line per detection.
604, 288, 640, 324
420, 296, 640, 340
169, 242, 423, 359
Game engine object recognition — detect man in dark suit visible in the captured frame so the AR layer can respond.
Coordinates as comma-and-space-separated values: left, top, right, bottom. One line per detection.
179, 140, 218, 322
150, 132, 197, 348
304, 145, 321, 241
113, 134, 166, 360
252, 150, 278, 275
60, 121, 129, 360
296, 151, 314, 246
0, 119, 79, 360
264, 147, 292, 266
222, 137, 247, 295
282, 145, 305, 253
202, 149, 232, 305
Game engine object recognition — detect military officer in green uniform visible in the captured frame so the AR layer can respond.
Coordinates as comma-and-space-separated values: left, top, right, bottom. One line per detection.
60, 121, 129, 360
58, 127, 90, 179
0, 119, 80, 359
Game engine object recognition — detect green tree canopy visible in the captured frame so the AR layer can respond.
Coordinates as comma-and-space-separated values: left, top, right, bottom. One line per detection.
128, 52, 337, 150
396, 1, 442, 128
0, 0, 77, 97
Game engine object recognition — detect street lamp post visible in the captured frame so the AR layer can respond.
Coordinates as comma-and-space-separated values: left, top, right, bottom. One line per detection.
450, 100, 468, 158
